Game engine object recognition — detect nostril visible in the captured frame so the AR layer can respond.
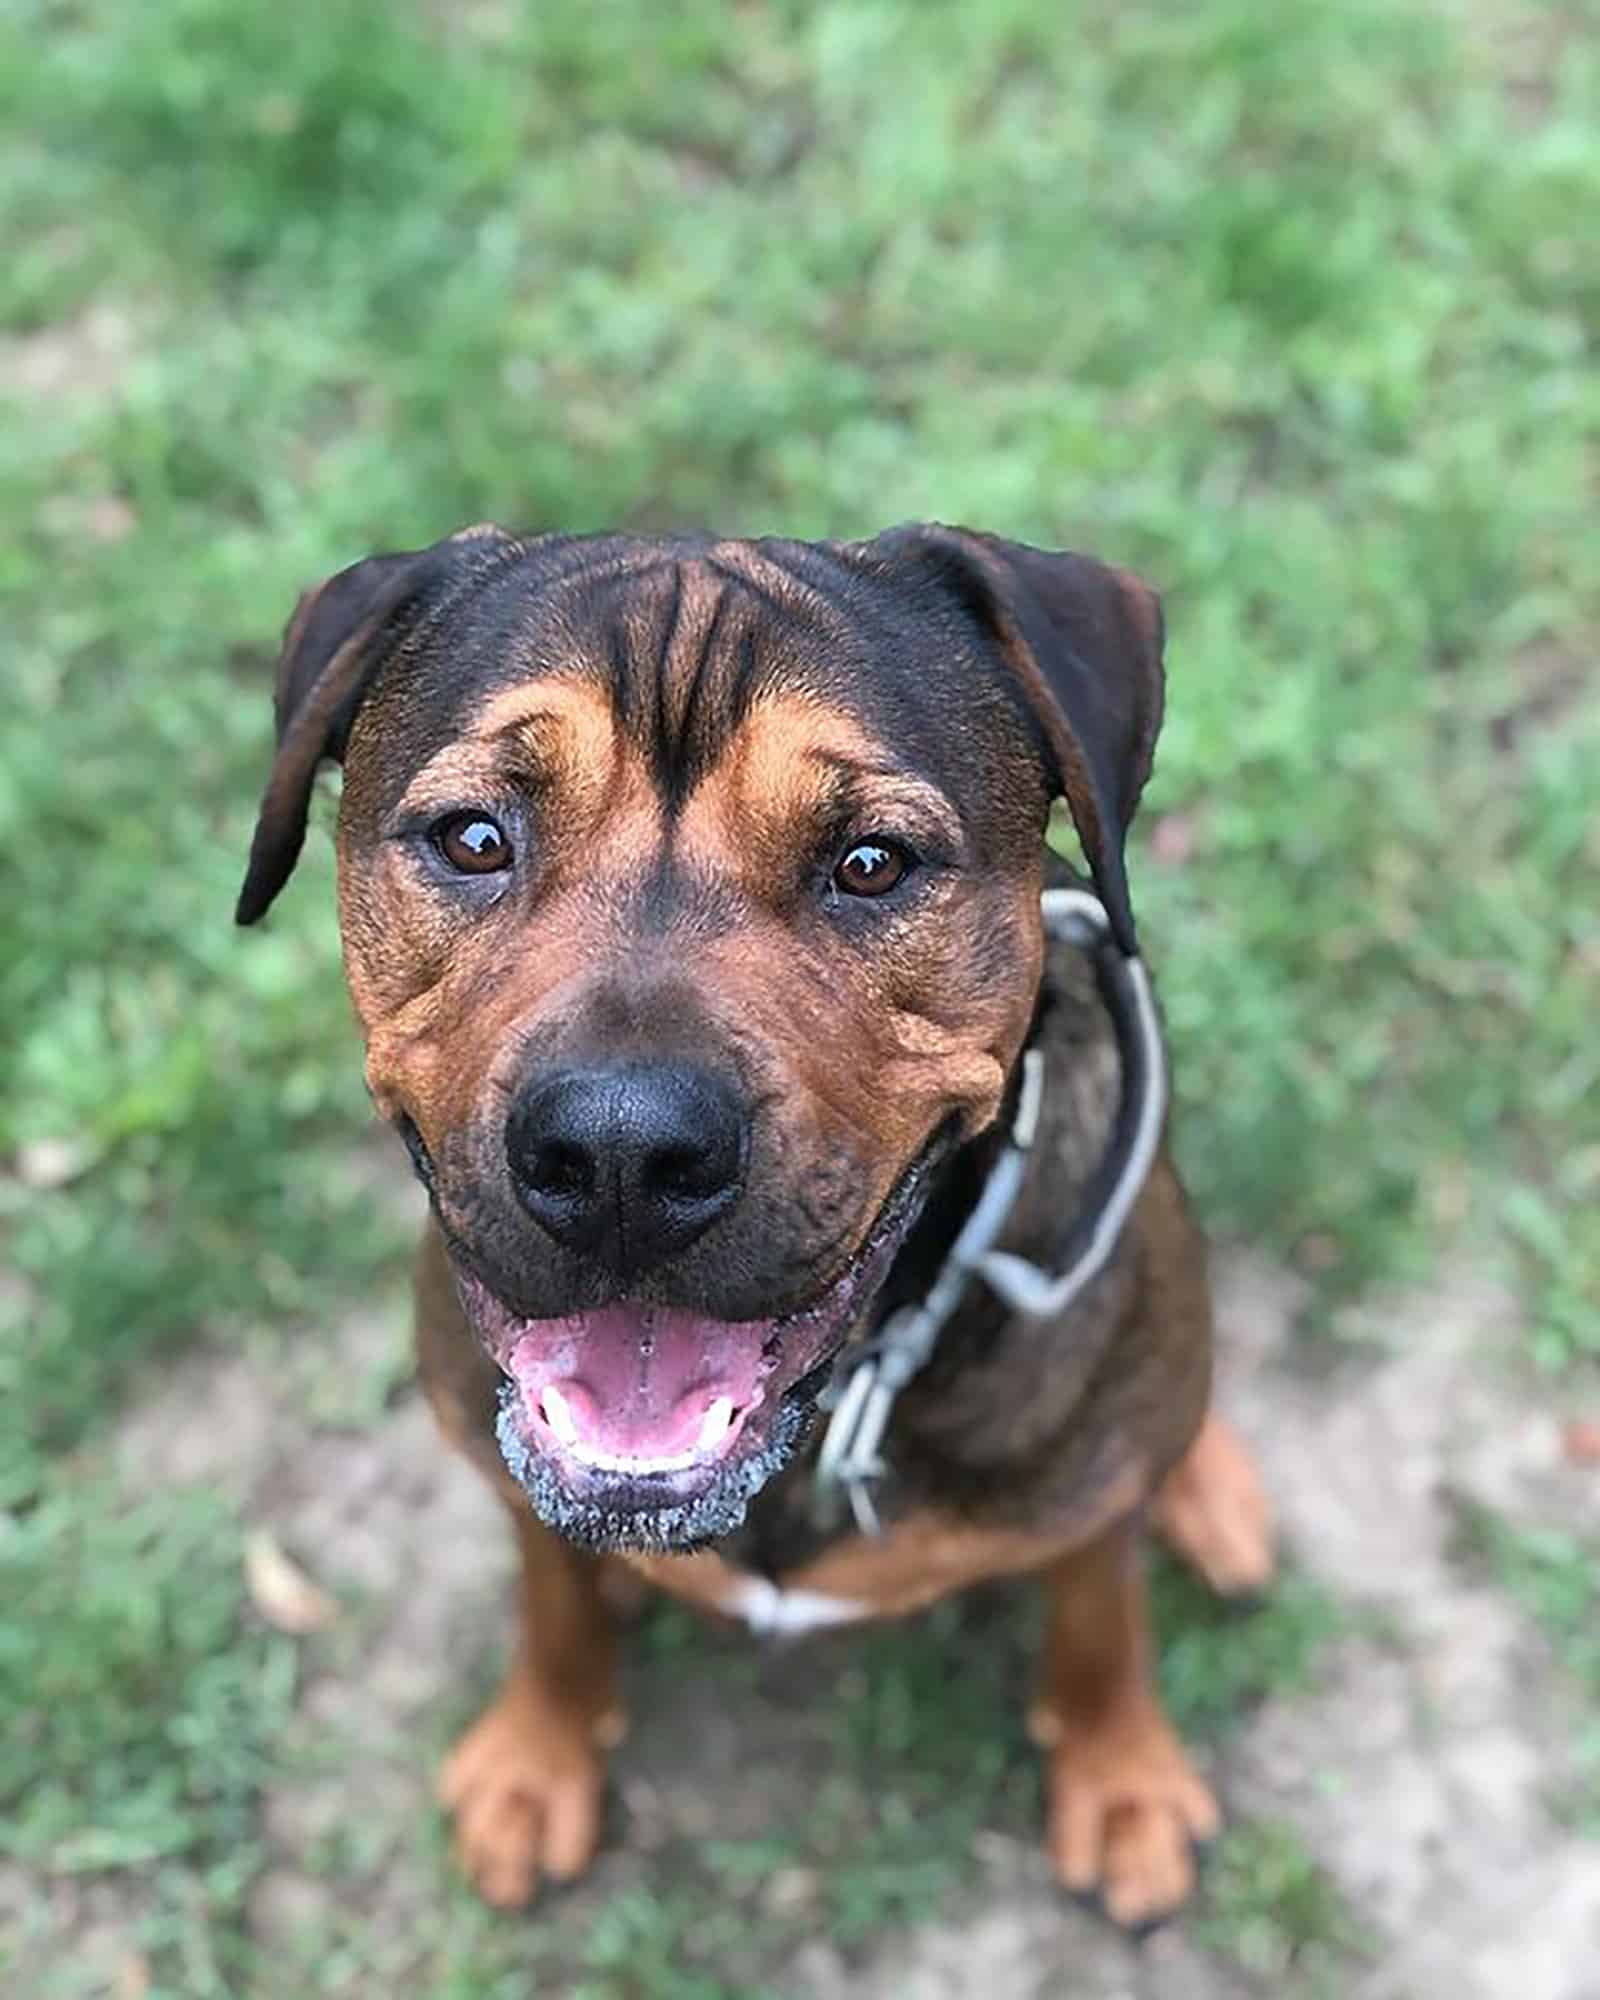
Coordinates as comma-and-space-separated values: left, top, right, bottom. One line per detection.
648, 1142, 726, 1202
527, 1139, 593, 1200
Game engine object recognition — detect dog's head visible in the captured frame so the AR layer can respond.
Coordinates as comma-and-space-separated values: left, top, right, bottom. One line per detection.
238, 524, 1164, 1550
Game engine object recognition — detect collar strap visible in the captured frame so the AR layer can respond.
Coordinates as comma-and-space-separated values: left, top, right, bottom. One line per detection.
814, 887, 1168, 1534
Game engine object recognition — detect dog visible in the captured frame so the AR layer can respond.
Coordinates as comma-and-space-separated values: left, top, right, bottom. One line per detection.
237, 521, 1272, 1929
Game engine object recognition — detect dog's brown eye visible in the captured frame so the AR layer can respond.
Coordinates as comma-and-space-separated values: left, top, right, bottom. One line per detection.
833, 839, 910, 898
433, 811, 512, 874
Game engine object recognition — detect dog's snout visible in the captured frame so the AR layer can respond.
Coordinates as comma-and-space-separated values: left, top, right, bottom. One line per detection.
506, 1062, 748, 1276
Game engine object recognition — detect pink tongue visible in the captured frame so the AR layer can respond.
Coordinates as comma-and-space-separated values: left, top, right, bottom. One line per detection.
506, 1305, 778, 1458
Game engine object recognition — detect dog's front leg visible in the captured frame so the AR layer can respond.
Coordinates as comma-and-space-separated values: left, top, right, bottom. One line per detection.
1029, 1524, 1219, 1929
1150, 1409, 1274, 1599
438, 1498, 624, 1907
415, 1223, 625, 1905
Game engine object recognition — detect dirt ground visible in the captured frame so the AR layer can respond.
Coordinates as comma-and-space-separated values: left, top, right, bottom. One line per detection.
82, 1245, 1600, 1998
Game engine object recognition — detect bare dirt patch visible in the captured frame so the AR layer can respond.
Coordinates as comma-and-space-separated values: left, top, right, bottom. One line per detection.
1222, 1256, 1600, 2000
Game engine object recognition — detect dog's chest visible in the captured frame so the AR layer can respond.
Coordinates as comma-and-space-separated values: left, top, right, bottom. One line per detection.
716, 1573, 871, 1637
619, 1511, 1071, 1635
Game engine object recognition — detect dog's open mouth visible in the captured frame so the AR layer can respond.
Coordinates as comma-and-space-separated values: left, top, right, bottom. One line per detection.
450, 1156, 936, 1551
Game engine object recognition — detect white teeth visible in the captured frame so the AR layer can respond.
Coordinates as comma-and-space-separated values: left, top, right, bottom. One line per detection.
697, 1396, 736, 1451
568, 1442, 700, 1475
540, 1384, 580, 1445
536, 1385, 739, 1473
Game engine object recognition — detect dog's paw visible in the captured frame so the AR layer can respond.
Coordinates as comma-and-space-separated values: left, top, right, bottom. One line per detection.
439, 1691, 612, 1907
1151, 1411, 1275, 1599
1036, 1715, 1220, 1929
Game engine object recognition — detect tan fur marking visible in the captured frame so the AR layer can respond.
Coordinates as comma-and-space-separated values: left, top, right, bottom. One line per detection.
1035, 1524, 1219, 1925
623, 1470, 1143, 1625
477, 679, 662, 874
470, 675, 618, 761
678, 692, 957, 871
1151, 1411, 1275, 1597
616, 1549, 750, 1619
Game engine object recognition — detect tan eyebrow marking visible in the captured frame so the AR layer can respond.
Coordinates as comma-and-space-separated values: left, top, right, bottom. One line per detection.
798, 748, 963, 839
395, 676, 656, 856
471, 677, 619, 760
676, 692, 962, 879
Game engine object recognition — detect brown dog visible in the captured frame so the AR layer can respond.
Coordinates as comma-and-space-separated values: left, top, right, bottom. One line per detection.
238, 522, 1271, 1929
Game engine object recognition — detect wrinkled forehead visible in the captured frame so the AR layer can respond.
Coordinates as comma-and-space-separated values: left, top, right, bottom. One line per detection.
343, 536, 1040, 829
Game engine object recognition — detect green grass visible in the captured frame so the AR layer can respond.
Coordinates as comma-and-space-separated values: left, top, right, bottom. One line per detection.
0, 1481, 298, 1996
1153, 1557, 1342, 1734
4, 0, 1599, 1990
1197, 1821, 1371, 1993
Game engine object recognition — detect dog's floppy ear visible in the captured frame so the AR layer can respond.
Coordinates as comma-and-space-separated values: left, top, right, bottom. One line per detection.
235, 524, 519, 925
869, 524, 1165, 957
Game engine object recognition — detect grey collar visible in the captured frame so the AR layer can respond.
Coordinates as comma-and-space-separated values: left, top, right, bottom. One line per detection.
814, 886, 1168, 1534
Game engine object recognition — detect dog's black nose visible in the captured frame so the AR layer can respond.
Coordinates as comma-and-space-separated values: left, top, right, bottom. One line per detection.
506, 1063, 748, 1275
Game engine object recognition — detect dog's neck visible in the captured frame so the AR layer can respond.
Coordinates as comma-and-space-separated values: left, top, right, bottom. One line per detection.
882, 926, 1133, 1457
